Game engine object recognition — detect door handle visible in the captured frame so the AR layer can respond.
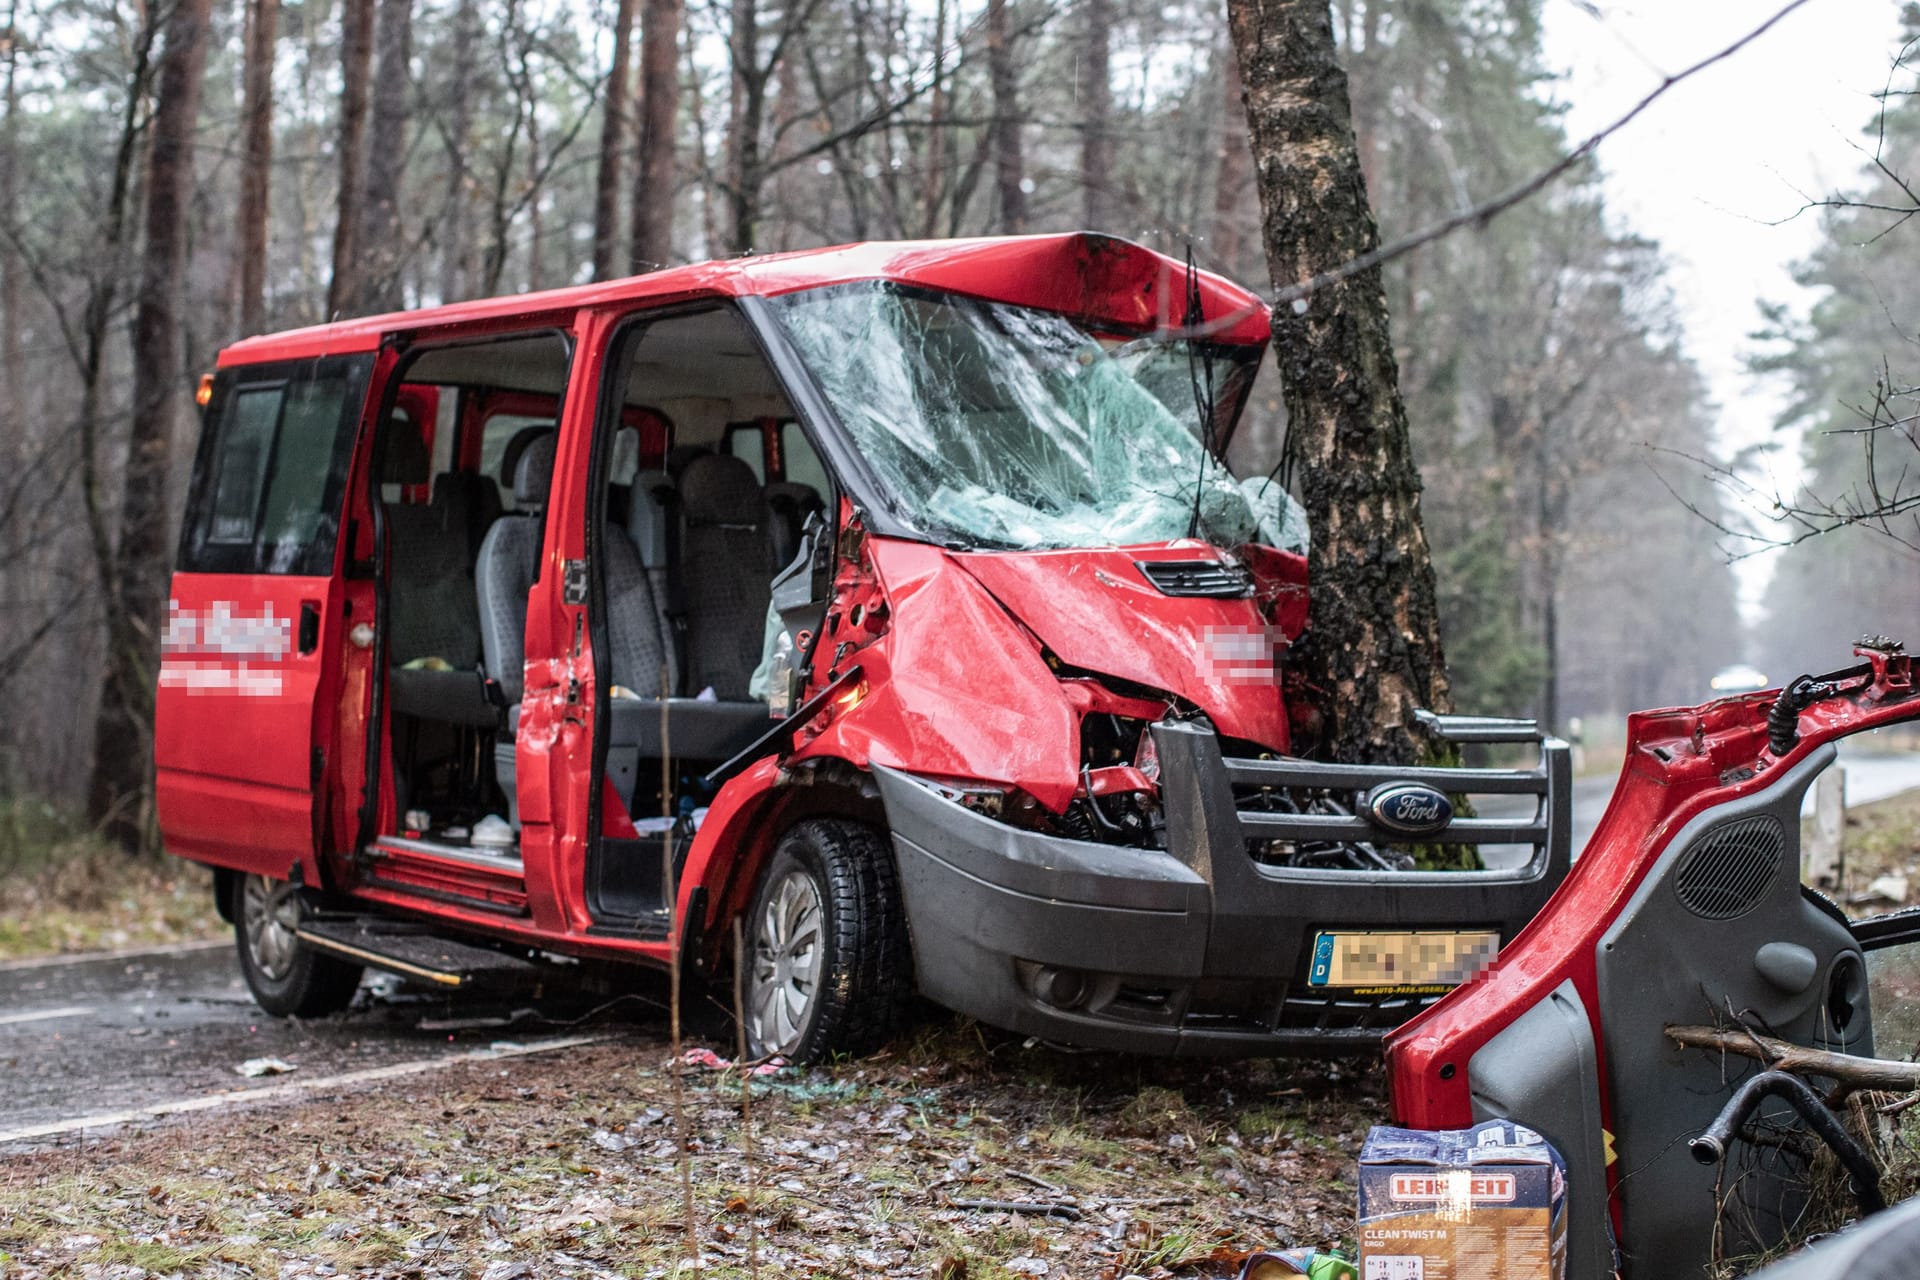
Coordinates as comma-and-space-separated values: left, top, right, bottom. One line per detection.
297, 601, 321, 655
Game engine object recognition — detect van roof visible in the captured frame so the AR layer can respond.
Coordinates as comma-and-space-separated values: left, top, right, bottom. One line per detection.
217, 233, 1272, 368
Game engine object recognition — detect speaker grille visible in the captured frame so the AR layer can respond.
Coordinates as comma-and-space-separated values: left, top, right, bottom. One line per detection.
1673, 815, 1784, 920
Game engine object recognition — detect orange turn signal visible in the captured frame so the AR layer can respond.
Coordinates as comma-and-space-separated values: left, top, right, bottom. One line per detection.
194, 373, 215, 407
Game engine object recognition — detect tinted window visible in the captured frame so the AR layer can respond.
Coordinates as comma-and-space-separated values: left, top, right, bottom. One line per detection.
206, 386, 282, 543
259, 379, 353, 571
180, 355, 374, 575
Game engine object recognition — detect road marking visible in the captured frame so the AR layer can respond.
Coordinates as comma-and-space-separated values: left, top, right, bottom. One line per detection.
0, 938, 230, 973
0, 1005, 93, 1027
0, 1034, 608, 1145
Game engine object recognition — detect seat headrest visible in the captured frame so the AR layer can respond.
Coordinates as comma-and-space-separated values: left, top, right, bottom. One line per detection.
498, 424, 554, 489
382, 418, 431, 486
512, 431, 558, 507
666, 443, 713, 481
679, 453, 764, 527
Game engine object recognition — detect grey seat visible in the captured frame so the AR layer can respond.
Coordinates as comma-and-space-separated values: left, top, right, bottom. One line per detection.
624, 469, 680, 672
678, 453, 772, 699
600, 473, 766, 810
386, 426, 496, 728
476, 431, 557, 705
603, 478, 673, 697
479, 432, 561, 828
431, 469, 503, 560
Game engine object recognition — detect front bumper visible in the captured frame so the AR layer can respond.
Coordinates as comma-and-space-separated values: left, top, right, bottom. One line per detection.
875, 717, 1571, 1055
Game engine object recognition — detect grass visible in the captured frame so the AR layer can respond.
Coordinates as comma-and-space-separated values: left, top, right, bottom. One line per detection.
0, 1026, 1374, 1279
0, 799, 223, 960
1822, 785, 1920, 915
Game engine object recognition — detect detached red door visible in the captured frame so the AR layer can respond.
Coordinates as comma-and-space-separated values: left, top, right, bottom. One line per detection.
155, 355, 376, 881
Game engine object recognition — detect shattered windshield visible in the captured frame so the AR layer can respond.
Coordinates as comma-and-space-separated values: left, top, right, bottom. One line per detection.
769, 283, 1297, 552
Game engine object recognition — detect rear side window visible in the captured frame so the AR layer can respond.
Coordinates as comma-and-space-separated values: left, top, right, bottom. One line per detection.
781, 422, 830, 495
477, 413, 556, 512
180, 355, 374, 575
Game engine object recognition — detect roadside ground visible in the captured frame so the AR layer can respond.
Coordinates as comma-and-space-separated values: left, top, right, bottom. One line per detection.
0, 844, 221, 962
1829, 786, 1920, 914
3, 774, 1915, 1279
0, 1025, 1370, 1280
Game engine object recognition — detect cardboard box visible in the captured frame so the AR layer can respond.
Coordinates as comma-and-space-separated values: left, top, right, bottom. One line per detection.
1357, 1120, 1567, 1280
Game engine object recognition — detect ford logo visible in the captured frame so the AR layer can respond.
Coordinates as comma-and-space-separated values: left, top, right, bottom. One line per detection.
1364, 782, 1454, 837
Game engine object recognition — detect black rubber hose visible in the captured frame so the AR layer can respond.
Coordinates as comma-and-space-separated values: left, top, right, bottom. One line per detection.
1767, 661, 1874, 756
1690, 1069, 1885, 1216
1768, 676, 1826, 757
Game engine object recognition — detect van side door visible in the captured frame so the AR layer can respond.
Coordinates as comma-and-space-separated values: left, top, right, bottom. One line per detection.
155, 354, 376, 883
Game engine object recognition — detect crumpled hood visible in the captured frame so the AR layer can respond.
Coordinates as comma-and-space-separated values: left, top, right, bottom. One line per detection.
954, 543, 1291, 750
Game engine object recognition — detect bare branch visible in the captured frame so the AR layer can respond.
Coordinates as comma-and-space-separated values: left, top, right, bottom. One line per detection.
1669, 1024, 1920, 1094
1270, 0, 1814, 306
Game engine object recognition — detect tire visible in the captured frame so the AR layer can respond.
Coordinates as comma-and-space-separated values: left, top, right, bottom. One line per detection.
742, 818, 912, 1063
231, 873, 364, 1018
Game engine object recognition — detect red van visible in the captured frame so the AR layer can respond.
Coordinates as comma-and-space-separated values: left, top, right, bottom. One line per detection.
157, 233, 1569, 1061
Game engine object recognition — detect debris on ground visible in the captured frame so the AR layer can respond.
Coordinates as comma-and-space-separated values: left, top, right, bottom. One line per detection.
0, 1025, 1372, 1278
232, 1057, 298, 1078
676, 1046, 788, 1076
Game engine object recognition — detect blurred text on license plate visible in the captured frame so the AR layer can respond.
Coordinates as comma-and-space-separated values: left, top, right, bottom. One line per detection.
1307, 930, 1500, 993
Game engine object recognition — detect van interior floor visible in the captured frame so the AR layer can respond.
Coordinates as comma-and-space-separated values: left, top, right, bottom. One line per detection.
377, 835, 523, 875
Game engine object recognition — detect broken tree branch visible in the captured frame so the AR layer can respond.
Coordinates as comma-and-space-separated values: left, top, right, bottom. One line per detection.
1269, 0, 1812, 306
1668, 1024, 1920, 1093
945, 1198, 1081, 1221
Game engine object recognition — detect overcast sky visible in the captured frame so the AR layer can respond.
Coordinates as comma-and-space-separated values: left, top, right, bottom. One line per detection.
1537, 0, 1908, 612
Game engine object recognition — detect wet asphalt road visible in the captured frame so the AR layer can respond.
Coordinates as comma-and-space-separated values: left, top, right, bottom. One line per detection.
0, 941, 638, 1147
2, 751, 1915, 1148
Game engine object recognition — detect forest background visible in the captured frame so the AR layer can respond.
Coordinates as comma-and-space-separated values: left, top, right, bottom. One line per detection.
0, 0, 1913, 842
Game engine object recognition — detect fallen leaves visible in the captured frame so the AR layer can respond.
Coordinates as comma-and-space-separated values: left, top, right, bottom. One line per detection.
0, 1024, 1373, 1279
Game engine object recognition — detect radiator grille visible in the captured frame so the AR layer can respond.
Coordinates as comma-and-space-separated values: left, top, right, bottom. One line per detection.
1135, 559, 1254, 598
1673, 815, 1783, 920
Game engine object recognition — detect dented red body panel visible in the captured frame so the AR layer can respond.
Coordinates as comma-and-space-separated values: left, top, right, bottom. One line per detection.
956, 542, 1292, 752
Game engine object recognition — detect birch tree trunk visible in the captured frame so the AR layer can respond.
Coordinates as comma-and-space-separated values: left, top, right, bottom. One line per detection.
592, 0, 636, 280
1226, 0, 1454, 764
89, 0, 214, 848
234, 0, 278, 334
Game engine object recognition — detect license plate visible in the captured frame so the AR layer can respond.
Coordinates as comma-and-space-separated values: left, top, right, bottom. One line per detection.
1308, 930, 1500, 994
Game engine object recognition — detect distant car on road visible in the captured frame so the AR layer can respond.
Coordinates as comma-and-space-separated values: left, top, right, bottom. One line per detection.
1710, 663, 1770, 694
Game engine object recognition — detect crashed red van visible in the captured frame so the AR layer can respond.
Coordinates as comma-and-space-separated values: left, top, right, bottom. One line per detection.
156, 233, 1569, 1062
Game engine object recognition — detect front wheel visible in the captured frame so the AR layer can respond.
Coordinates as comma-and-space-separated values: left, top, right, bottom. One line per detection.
742, 819, 912, 1063
231, 874, 363, 1018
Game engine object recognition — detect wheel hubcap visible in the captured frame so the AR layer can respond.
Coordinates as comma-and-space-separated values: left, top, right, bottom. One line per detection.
241, 875, 302, 981
749, 869, 824, 1056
